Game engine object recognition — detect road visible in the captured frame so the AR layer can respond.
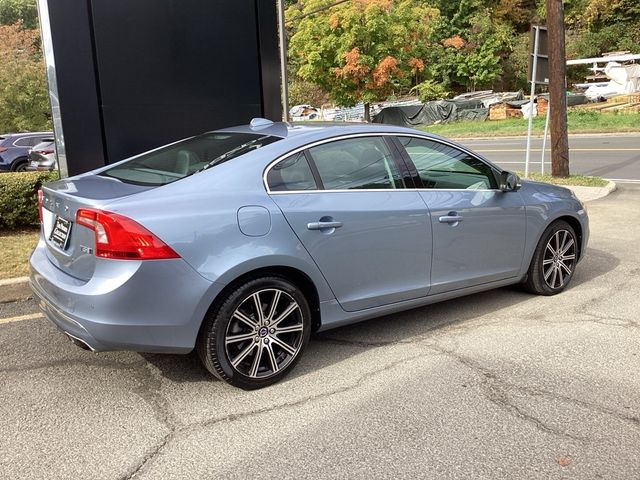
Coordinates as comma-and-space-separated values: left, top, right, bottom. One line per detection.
1, 186, 640, 479
459, 133, 640, 182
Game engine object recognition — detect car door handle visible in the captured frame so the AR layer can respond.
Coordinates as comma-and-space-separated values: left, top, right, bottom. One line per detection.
307, 221, 343, 230
438, 214, 463, 224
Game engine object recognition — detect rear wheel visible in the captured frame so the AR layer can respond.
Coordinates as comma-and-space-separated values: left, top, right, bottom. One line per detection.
523, 220, 578, 295
197, 276, 311, 390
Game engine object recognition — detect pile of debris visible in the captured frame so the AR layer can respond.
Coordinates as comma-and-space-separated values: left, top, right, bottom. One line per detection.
372, 91, 523, 127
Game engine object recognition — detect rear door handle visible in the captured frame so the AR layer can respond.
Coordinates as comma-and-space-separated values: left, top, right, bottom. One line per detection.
307, 221, 343, 230
438, 214, 463, 224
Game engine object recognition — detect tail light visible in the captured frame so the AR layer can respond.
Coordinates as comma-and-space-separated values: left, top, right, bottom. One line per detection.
37, 190, 43, 223
35, 149, 55, 155
0, 147, 7, 153
75, 208, 180, 260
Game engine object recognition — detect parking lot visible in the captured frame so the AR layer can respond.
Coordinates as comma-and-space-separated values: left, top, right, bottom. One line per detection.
1, 185, 639, 479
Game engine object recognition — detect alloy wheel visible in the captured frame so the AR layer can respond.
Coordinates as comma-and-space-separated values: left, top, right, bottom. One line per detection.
224, 288, 304, 379
542, 229, 576, 289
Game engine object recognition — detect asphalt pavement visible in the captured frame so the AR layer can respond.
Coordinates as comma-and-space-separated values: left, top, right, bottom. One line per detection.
459, 133, 640, 182
1, 186, 639, 479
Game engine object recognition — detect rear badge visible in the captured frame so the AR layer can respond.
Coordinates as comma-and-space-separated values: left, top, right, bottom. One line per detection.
80, 245, 93, 255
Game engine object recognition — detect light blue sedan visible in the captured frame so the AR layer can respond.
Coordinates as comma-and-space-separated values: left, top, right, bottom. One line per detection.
30, 119, 589, 389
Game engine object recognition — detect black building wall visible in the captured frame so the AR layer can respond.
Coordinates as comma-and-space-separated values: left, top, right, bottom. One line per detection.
43, 0, 281, 176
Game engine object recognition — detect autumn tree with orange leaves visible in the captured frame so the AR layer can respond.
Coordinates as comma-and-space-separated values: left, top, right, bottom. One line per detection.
287, 0, 438, 121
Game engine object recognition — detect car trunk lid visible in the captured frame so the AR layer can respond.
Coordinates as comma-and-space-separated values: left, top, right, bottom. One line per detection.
40, 175, 153, 281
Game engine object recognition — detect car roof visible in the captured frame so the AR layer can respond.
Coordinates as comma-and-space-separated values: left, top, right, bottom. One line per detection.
0, 132, 53, 138
217, 120, 446, 145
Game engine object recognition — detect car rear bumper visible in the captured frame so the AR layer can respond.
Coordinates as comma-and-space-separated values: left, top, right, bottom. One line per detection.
29, 238, 222, 353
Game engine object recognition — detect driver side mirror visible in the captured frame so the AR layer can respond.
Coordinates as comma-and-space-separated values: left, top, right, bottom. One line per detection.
499, 171, 521, 192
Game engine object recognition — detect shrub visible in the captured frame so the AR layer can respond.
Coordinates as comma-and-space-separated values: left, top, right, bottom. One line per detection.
0, 171, 59, 230
410, 80, 451, 102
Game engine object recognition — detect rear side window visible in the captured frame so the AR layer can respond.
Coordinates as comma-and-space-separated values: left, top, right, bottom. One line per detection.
307, 137, 402, 190
100, 132, 280, 186
398, 136, 497, 190
13, 137, 34, 147
267, 152, 317, 191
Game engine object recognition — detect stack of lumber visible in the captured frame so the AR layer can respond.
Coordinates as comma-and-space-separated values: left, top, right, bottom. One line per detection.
571, 93, 640, 114
489, 102, 522, 120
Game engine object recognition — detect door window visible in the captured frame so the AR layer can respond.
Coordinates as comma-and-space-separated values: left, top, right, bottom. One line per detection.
267, 152, 318, 191
307, 137, 403, 190
398, 136, 497, 190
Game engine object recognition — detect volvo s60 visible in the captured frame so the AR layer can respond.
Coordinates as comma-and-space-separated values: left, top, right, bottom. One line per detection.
30, 119, 589, 389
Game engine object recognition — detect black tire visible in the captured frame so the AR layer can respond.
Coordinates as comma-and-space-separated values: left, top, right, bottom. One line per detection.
11, 159, 28, 172
523, 220, 578, 295
197, 276, 311, 390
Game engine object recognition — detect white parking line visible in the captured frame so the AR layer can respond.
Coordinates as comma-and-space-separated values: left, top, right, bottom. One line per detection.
0, 313, 43, 325
605, 178, 640, 183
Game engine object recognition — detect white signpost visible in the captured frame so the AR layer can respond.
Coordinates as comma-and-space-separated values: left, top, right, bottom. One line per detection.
526, 26, 549, 178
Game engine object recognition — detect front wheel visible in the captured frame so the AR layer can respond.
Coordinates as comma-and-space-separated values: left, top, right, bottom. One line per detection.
523, 220, 578, 295
12, 159, 28, 172
197, 276, 311, 390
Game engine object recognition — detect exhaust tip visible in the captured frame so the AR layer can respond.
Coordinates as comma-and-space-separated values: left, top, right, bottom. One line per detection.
66, 333, 95, 352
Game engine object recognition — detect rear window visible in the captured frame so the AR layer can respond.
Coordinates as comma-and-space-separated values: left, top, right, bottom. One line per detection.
100, 132, 281, 186
33, 140, 55, 150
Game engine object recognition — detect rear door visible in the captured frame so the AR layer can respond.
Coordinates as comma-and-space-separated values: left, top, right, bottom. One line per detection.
267, 135, 432, 312
395, 135, 526, 295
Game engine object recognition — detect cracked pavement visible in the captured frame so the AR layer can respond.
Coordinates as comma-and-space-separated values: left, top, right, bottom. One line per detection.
1, 185, 639, 479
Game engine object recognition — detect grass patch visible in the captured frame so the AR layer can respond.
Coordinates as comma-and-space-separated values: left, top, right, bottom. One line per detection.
519, 172, 609, 187
418, 111, 640, 138
0, 228, 39, 279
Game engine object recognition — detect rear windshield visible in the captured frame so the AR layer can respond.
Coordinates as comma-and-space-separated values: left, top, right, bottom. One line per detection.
100, 132, 281, 186
33, 140, 55, 149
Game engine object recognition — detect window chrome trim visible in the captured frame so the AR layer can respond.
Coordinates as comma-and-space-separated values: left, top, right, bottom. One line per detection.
263, 132, 503, 194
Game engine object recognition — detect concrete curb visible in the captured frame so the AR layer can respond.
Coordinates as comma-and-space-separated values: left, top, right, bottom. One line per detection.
566, 180, 617, 203
0, 276, 31, 304
0, 181, 618, 305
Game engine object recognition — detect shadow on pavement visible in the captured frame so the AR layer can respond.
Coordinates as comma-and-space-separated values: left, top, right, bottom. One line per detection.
136, 246, 619, 386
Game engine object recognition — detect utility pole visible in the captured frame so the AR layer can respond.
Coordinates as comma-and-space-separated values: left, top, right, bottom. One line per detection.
546, 0, 570, 177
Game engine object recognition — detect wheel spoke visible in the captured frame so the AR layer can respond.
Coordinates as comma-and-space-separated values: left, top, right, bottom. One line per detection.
546, 243, 557, 256
233, 310, 258, 329
231, 342, 257, 368
275, 324, 303, 334
266, 343, 279, 373
543, 259, 554, 266
560, 238, 574, 256
252, 292, 265, 324
544, 264, 554, 280
550, 267, 558, 288
271, 336, 296, 356
557, 265, 565, 287
266, 290, 281, 322
554, 231, 561, 252
249, 344, 264, 377
559, 261, 572, 276
225, 332, 256, 345
271, 302, 299, 327
562, 253, 576, 261
560, 230, 568, 252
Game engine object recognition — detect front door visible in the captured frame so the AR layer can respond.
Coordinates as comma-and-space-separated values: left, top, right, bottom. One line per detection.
395, 135, 526, 294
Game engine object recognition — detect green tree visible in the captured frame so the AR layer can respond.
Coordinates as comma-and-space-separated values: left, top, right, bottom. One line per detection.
287, 0, 438, 120
0, 22, 51, 132
0, 0, 38, 28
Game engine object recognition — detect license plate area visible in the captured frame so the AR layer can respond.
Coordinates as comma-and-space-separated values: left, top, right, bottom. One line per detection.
50, 216, 72, 250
